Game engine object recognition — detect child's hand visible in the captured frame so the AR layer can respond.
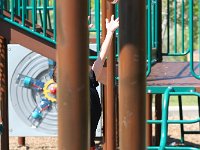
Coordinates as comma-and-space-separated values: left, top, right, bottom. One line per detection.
106, 15, 119, 33
111, 0, 119, 4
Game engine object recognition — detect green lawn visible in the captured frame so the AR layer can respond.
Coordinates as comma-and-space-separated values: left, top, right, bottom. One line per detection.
152, 95, 199, 106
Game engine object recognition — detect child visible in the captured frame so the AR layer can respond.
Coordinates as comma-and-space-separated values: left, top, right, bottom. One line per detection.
53, 15, 119, 150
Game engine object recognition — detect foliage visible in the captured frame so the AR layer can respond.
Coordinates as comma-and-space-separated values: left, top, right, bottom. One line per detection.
162, 0, 199, 61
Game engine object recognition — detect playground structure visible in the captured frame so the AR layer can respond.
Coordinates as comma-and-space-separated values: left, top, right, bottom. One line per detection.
0, 0, 200, 150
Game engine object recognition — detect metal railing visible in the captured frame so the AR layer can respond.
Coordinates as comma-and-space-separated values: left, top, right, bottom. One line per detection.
146, 0, 200, 79
146, 0, 160, 76
0, 0, 101, 50
0, 0, 56, 44
147, 87, 200, 150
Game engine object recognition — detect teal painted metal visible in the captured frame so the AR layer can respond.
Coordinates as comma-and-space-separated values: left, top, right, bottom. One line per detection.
167, 0, 170, 54
147, 87, 200, 150
181, 0, 185, 53
189, 0, 200, 79
17, 0, 20, 16
94, 0, 100, 53
162, 0, 191, 56
146, 0, 152, 76
22, 0, 25, 26
22, 6, 54, 10
155, 0, 158, 48
152, 0, 155, 48
146, 86, 196, 94
199, 0, 200, 67
43, 0, 47, 36
147, 117, 200, 124
53, 0, 56, 41
115, 3, 119, 62
0, 0, 2, 17
3, 17, 56, 44
0, 0, 56, 44
147, 146, 199, 150
159, 87, 173, 149
174, 0, 177, 53
11, 0, 14, 21
32, 0, 36, 31
146, 0, 161, 77
88, 0, 101, 61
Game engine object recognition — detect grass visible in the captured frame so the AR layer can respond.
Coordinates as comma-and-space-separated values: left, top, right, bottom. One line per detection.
169, 96, 199, 106
152, 95, 199, 106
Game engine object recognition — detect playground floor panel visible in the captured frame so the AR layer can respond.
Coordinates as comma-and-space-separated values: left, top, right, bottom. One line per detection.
147, 62, 200, 91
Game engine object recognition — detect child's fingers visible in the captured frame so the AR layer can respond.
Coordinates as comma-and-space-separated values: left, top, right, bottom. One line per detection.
105, 18, 109, 24
88, 24, 94, 29
111, 15, 114, 21
115, 17, 119, 22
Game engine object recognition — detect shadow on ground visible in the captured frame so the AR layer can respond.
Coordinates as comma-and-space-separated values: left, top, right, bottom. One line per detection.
152, 136, 200, 148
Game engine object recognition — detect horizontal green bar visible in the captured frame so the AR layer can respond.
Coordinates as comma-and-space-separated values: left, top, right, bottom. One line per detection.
147, 146, 199, 150
89, 56, 98, 59
19, 6, 54, 10
147, 117, 200, 124
2, 17, 56, 44
89, 29, 102, 32
146, 86, 196, 94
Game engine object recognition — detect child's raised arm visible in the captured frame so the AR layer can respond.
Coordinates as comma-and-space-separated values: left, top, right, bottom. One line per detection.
92, 15, 119, 84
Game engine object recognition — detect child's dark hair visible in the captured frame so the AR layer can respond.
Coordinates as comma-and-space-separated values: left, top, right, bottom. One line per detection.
89, 49, 97, 66
52, 66, 57, 82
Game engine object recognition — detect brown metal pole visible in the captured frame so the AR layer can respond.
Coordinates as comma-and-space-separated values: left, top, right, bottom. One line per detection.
119, 0, 146, 149
102, 0, 107, 149
0, 36, 9, 150
18, 137, 25, 146
106, 3, 116, 150
56, 1, 89, 150
155, 94, 162, 146
146, 94, 152, 146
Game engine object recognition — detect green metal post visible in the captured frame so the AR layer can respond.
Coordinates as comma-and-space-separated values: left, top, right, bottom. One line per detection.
53, 0, 56, 41
174, 0, 177, 53
181, 0, 185, 53
22, 0, 25, 26
152, 1, 155, 48
155, 0, 158, 49
146, 0, 152, 76
0, 0, 3, 17
18, 0, 20, 16
159, 87, 173, 149
11, 0, 14, 21
94, 0, 100, 53
43, 0, 47, 36
32, 0, 36, 31
167, 0, 170, 54
189, 0, 200, 79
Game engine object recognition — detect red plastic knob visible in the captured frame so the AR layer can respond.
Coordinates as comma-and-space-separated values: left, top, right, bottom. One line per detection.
50, 86, 57, 95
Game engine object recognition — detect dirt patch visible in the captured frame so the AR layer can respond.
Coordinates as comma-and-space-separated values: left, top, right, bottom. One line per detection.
8, 110, 200, 149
